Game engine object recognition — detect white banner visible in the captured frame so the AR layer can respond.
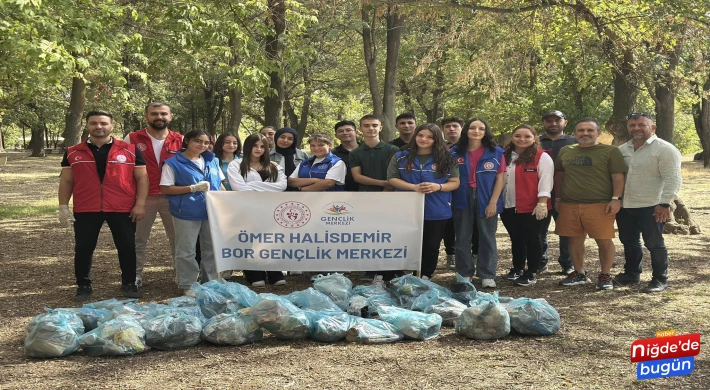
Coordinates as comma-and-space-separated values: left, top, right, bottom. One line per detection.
206, 192, 424, 272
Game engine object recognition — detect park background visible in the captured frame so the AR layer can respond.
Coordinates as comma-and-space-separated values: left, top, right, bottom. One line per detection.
0, 0, 708, 388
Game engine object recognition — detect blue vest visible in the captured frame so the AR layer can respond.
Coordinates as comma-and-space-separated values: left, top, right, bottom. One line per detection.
164, 151, 223, 220
450, 145, 505, 216
395, 150, 452, 220
296, 152, 345, 191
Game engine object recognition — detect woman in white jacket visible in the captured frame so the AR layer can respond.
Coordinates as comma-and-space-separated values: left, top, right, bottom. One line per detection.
227, 133, 287, 287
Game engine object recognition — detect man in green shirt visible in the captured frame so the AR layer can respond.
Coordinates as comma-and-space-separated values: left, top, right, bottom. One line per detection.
554, 118, 628, 290
350, 114, 399, 281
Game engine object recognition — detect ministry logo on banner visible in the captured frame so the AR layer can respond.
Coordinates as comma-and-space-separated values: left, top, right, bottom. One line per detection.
274, 201, 311, 228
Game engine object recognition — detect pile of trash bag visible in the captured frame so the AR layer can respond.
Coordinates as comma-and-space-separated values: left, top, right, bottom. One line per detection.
455, 293, 510, 340
504, 298, 560, 336
25, 311, 84, 358
24, 276, 562, 358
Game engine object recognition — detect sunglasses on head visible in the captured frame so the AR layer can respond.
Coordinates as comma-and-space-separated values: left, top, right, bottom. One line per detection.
626, 112, 653, 120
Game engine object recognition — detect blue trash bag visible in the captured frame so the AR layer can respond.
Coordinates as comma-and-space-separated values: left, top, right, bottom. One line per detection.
376, 306, 442, 340
389, 275, 452, 309
345, 317, 404, 344
504, 298, 561, 336
304, 310, 353, 342
168, 296, 198, 307
456, 296, 510, 340
79, 315, 148, 356
82, 298, 137, 311
143, 313, 203, 350
347, 294, 397, 318
410, 290, 467, 327
450, 273, 477, 305
312, 273, 353, 310
287, 288, 343, 312
192, 282, 242, 319
351, 284, 394, 300
218, 281, 260, 308
202, 312, 263, 346
148, 302, 207, 326
107, 302, 152, 325
51, 307, 111, 331
25, 311, 84, 358
243, 295, 310, 340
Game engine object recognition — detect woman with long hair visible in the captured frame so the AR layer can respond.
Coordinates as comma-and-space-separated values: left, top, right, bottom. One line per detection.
450, 118, 506, 288
159, 130, 225, 296
213, 132, 242, 190
501, 125, 553, 286
287, 133, 346, 192
387, 123, 460, 280
269, 128, 309, 190
227, 133, 288, 287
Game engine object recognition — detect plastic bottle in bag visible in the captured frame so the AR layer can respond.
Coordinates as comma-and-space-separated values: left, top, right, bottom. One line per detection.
143, 313, 203, 350
410, 290, 467, 327
504, 298, 560, 336
51, 307, 111, 331
79, 315, 148, 356
25, 311, 84, 358
304, 310, 353, 342
202, 312, 263, 346
456, 299, 510, 340
376, 306, 442, 340
244, 296, 310, 340
346, 317, 404, 344
286, 288, 343, 312
312, 273, 353, 310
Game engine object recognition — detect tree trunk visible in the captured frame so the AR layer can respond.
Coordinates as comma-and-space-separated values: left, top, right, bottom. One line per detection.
264, 0, 286, 128
29, 123, 45, 157
654, 82, 675, 143
692, 78, 710, 168
63, 76, 86, 148
604, 51, 637, 145
228, 87, 242, 134
380, 7, 404, 142
0, 123, 5, 152
361, 6, 383, 120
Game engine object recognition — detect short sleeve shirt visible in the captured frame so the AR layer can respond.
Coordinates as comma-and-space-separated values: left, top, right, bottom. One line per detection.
467, 147, 506, 188
349, 141, 399, 191
555, 144, 628, 203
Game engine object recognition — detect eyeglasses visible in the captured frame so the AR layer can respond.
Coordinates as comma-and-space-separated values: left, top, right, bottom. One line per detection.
191, 139, 211, 146
626, 112, 653, 120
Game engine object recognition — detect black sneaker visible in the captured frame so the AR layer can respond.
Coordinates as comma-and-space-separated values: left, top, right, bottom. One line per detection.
504, 268, 524, 281
537, 265, 549, 275
515, 272, 537, 286
74, 285, 93, 302
614, 272, 640, 285
643, 279, 667, 293
121, 283, 142, 299
560, 267, 574, 275
361, 271, 376, 282
596, 273, 613, 290
559, 271, 591, 286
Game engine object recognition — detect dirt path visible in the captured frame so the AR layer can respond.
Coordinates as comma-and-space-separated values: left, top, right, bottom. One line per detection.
0, 155, 707, 389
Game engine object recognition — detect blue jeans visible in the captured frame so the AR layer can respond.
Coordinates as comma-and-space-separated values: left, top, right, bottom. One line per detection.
452, 189, 499, 279
173, 217, 218, 289
616, 207, 668, 282
540, 207, 572, 269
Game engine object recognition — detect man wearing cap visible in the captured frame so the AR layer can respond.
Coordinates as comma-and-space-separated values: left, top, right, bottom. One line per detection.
59, 111, 149, 301
615, 113, 681, 293
538, 110, 576, 275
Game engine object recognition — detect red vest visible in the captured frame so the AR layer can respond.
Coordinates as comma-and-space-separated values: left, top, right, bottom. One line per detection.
67, 139, 138, 213
128, 129, 183, 195
515, 149, 552, 213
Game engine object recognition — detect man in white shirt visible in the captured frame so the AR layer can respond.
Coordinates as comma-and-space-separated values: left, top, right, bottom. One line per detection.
615, 113, 682, 293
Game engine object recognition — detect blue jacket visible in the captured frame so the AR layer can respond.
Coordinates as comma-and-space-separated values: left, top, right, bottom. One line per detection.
451, 145, 505, 215
395, 149, 452, 220
164, 151, 222, 220
296, 152, 344, 191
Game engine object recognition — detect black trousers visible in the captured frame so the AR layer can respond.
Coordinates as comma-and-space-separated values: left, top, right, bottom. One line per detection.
73, 212, 137, 286
421, 219, 449, 278
244, 270, 285, 285
443, 217, 478, 256
500, 208, 549, 274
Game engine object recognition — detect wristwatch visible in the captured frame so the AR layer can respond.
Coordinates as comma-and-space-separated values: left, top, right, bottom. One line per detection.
611, 196, 622, 201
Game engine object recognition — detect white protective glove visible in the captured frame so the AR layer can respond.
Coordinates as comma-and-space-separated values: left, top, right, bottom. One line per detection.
59, 205, 75, 228
533, 202, 548, 220
190, 181, 210, 193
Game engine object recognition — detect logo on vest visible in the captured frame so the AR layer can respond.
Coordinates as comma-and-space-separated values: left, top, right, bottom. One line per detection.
431, 164, 437, 170
483, 162, 494, 170
116, 155, 127, 163
274, 202, 311, 228
457, 157, 464, 164
137, 143, 148, 152
321, 202, 355, 225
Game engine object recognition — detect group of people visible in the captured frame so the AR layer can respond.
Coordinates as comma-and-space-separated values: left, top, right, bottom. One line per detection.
58, 102, 682, 302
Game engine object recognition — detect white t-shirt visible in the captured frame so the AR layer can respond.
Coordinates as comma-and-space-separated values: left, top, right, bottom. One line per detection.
159, 156, 225, 186
124, 132, 168, 164
290, 158, 346, 185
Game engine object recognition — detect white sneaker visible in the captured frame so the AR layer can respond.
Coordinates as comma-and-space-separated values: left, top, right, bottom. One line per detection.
289, 271, 303, 276
273, 279, 287, 286
135, 276, 143, 288
421, 275, 431, 281
446, 255, 455, 269
183, 289, 196, 298
251, 280, 266, 288
371, 275, 385, 288
481, 279, 496, 289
